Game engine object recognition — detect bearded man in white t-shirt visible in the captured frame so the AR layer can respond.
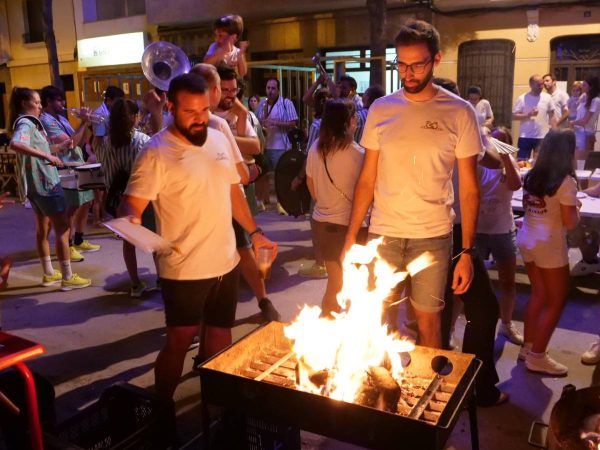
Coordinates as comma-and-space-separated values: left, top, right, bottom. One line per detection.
344, 20, 481, 349
118, 73, 277, 401
543, 73, 570, 127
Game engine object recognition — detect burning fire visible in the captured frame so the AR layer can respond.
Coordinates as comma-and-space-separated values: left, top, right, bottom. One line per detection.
284, 238, 434, 404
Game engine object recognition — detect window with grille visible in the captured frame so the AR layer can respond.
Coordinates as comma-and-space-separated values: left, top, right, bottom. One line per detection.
551, 34, 600, 90
458, 39, 515, 128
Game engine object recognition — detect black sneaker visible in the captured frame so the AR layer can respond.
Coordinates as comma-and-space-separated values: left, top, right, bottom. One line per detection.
259, 298, 281, 322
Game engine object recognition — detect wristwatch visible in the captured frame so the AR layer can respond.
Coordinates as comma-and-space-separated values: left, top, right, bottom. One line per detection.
249, 227, 264, 238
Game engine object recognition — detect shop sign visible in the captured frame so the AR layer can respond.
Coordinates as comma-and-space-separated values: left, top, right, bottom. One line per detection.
77, 32, 145, 68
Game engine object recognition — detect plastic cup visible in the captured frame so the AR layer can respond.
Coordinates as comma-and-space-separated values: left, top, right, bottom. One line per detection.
257, 247, 273, 280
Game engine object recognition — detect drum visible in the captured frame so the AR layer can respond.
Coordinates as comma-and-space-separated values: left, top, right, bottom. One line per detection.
274, 150, 311, 217
58, 169, 78, 190
75, 163, 105, 190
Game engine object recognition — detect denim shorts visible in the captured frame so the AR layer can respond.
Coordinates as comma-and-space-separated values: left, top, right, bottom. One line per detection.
517, 137, 542, 160
27, 184, 67, 217
475, 231, 517, 262
371, 233, 452, 313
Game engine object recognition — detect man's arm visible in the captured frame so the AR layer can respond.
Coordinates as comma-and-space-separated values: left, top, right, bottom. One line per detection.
117, 194, 150, 223
453, 155, 479, 295
230, 184, 278, 256
343, 148, 378, 251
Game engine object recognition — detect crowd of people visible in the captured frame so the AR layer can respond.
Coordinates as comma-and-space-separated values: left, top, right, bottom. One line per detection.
3, 14, 600, 408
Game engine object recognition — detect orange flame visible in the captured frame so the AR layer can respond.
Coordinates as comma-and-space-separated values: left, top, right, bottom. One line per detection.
284, 238, 434, 401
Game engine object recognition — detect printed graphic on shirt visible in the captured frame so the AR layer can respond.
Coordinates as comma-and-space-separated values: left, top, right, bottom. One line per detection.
523, 193, 548, 214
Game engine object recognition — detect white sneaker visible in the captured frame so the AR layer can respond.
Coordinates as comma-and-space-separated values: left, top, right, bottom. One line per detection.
570, 260, 600, 277
581, 338, 600, 365
518, 342, 532, 361
499, 322, 524, 345
525, 351, 568, 376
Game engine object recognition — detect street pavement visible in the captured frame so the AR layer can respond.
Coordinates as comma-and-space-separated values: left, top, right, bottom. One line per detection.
0, 197, 599, 449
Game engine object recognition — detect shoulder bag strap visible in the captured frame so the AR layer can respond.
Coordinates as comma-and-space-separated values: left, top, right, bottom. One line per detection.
323, 156, 351, 202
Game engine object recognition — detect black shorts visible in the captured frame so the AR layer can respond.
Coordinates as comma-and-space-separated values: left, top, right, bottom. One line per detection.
159, 266, 239, 328
311, 218, 368, 262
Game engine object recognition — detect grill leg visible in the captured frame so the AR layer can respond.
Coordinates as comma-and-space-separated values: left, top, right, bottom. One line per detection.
468, 393, 480, 450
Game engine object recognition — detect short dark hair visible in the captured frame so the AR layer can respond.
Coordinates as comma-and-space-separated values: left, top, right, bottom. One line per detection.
542, 73, 555, 81
217, 66, 238, 82
467, 85, 482, 97
339, 75, 357, 91
168, 73, 207, 103
266, 77, 280, 89
213, 14, 243, 37
433, 77, 459, 95
104, 86, 125, 101
41, 85, 65, 107
364, 85, 385, 102
394, 20, 440, 58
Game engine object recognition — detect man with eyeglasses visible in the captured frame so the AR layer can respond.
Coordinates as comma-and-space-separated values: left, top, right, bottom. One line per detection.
344, 20, 482, 351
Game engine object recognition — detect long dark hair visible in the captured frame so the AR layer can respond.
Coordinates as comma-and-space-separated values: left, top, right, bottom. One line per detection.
9, 87, 36, 130
523, 129, 576, 198
585, 75, 600, 109
109, 99, 139, 148
317, 99, 355, 160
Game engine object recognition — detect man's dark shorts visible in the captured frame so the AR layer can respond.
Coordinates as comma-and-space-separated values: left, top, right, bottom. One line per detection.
517, 137, 542, 160
159, 266, 240, 328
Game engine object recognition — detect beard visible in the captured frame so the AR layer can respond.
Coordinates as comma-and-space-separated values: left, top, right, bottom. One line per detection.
218, 97, 233, 111
175, 120, 208, 146
402, 68, 434, 94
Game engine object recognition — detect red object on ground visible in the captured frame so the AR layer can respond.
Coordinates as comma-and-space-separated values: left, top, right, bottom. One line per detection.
0, 332, 45, 450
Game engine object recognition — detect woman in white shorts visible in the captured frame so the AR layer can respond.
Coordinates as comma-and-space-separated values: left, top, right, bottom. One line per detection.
517, 129, 580, 376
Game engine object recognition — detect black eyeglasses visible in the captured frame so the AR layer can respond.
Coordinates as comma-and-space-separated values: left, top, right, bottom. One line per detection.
392, 57, 432, 74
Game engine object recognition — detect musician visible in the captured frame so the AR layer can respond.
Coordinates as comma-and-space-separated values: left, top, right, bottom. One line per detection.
91, 85, 124, 138
119, 73, 277, 401
257, 78, 298, 175
40, 86, 101, 262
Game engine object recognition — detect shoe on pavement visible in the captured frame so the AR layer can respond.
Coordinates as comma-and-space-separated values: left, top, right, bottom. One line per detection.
581, 337, 600, 365
130, 281, 147, 298
73, 240, 101, 253
570, 260, 600, 277
499, 322, 524, 345
276, 203, 288, 216
69, 246, 85, 262
259, 298, 281, 322
518, 342, 532, 361
60, 274, 92, 291
42, 269, 62, 287
525, 351, 568, 376
298, 262, 327, 279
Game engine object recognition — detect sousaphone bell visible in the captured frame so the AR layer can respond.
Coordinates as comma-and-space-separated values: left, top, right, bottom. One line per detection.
141, 41, 191, 91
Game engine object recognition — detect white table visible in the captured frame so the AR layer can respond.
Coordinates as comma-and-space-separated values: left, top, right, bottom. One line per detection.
512, 188, 600, 219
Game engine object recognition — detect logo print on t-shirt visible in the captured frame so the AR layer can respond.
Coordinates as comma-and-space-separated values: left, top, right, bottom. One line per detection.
523, 193, 547, 214
421, 121, 442, 131
215, 152, 229, 161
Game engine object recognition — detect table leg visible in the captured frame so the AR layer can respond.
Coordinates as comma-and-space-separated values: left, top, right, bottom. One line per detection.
15, 362, 43, 450
468, 392, 480, 450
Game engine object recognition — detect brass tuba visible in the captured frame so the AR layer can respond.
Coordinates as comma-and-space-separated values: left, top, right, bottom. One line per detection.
141, 41, 191, 91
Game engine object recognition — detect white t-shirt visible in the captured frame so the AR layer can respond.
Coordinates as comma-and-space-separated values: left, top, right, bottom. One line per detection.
519, 175, 577, 249
549, 88, 570, 123
513, 92, 555, 139
576, 94, 600, 134
125, 127, 241, 280
477, 165, 516, 234
213, 110, 258, 164
205, 42, 241, 69
306, 139, 364, 226
361, 87, 483, 238
257, 96, 298, 150
473, 99, 493, 126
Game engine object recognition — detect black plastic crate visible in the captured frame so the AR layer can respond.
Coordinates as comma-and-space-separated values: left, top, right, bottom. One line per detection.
214, 411, 301, 450
44, 383, 176, 450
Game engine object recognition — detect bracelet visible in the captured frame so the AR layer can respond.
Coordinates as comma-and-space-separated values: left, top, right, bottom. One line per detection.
249, 227, 264, 238
460, 246, 476, 255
